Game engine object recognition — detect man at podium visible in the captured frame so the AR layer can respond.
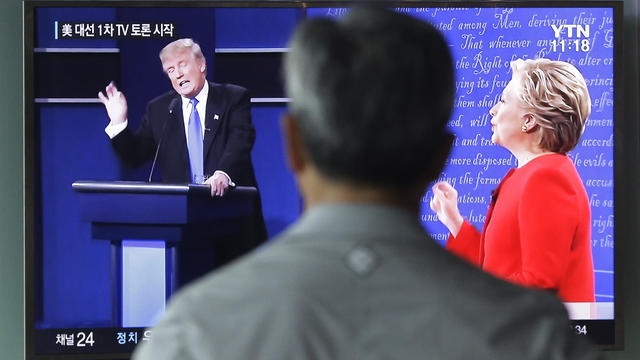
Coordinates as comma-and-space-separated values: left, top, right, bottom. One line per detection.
98, 38, 266, 243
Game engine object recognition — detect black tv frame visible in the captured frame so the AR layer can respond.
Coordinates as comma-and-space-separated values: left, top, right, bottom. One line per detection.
23, 1, 625, 359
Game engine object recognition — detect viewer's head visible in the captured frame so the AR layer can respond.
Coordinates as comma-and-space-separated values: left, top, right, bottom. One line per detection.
511, 58, 591, 154
283, 6, 455, 190
159, 38, 207, 98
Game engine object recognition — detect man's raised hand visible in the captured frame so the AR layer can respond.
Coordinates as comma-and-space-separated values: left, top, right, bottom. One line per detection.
98, 81, 128, 125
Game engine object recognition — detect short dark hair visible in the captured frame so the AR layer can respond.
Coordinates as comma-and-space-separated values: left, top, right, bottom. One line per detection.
284, 6, 455, 188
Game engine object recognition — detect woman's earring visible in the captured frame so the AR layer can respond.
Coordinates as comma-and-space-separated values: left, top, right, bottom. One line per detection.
521, 125, 527, 133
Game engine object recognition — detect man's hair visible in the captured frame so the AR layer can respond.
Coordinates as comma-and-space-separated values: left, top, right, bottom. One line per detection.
159, 38, 205, 64
284, 6, 454, 188
511, 58, 591, 154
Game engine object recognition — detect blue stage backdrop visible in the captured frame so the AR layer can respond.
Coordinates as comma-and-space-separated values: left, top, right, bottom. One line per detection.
34, 5, 614, 329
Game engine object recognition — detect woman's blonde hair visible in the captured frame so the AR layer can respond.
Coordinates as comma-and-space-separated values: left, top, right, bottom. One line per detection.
511, 58, 591, 154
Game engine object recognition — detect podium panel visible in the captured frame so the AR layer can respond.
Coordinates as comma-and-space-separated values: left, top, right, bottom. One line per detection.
73, 181, 258, 326
122, 240, 166, 327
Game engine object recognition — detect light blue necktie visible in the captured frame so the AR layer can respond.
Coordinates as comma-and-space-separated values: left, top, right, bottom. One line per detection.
187, 98, 203, 183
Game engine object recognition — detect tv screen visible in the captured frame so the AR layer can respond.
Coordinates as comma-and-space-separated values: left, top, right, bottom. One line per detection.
24, 1, 623, 358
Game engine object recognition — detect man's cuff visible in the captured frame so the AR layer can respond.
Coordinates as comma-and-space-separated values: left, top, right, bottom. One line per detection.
105, 120, 128, 139
213, 170, 235, 187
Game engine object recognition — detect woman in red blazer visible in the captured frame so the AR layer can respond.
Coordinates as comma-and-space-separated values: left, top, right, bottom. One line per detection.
431, 58, 595, 302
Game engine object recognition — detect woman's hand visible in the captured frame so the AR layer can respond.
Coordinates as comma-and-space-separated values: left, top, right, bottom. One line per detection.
430, 181, 464, 237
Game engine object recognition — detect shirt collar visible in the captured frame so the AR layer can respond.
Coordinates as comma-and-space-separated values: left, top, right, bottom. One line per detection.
181, 80, 209, 107
285, 203, 427, 243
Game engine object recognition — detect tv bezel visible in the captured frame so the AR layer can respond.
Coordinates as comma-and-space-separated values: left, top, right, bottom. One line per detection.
23, 1, 625, 358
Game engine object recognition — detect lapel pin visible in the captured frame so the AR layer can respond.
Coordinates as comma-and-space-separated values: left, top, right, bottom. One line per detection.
214, 114, 219, 121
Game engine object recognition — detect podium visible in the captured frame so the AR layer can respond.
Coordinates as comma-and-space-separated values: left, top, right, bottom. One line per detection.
72, 181, 259, 327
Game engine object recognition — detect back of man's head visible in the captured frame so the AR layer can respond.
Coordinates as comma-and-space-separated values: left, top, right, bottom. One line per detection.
284, 6, 455, 189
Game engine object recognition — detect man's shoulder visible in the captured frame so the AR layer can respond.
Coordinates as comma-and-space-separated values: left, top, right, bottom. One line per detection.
181, 235, 320, 295
209, 81, 248, 94
167, 230, 350, 314
158, 239, 317, 335
208, 82, 250, 102
147, 89, 178, 108
176, 225, 564, 315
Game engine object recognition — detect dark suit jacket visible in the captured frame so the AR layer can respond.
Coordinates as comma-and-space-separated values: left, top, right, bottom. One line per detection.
111, 82, 258, 186
111, 82, 267, 244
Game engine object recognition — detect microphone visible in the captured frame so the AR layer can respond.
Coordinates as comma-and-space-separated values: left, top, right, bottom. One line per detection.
148, 98, 179, 182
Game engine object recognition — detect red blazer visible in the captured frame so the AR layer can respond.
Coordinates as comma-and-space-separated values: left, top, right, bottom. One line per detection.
446, 154, 595, 302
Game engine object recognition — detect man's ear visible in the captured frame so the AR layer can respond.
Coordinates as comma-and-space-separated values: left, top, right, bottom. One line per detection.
280, 112, 307, 173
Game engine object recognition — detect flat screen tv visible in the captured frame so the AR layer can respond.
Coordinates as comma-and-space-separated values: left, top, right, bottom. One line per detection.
24, 1, 623, 358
